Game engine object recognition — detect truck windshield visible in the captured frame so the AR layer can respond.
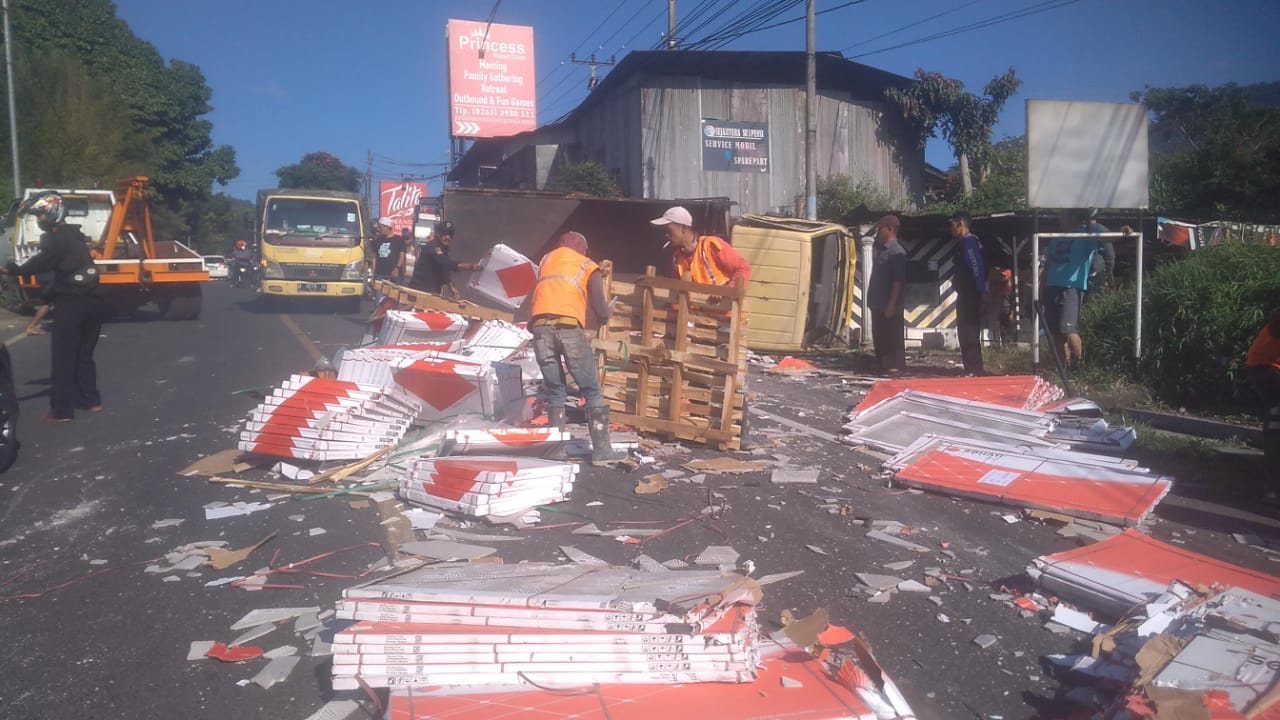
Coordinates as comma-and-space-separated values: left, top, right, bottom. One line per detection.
263, 198, 361, 247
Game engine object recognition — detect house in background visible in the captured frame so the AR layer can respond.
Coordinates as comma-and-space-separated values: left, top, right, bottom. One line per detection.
449, 50, 925, 216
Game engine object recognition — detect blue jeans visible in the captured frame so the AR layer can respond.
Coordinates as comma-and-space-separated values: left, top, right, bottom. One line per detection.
531, 325, 603, 410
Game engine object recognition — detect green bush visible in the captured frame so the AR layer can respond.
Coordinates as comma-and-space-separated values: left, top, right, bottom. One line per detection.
1081, 243, 1280, 410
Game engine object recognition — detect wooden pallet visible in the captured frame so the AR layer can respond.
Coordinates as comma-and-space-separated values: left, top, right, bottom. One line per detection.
596, 266, 748, 450
371, 280, 515, 323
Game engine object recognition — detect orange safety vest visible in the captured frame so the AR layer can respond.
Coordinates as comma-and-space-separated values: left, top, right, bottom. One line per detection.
529, 246, 599, 327
672, 235, 731, 286
1247, 326, 1280, 370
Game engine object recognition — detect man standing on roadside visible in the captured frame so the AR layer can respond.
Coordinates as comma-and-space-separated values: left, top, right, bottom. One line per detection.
409, 221, 481, 299
370, 218, 406, 285
949, 211, 986, 375
868, 215, 907, 375
3, 192, 106, 423
1044, 209, 1125, 368
527, 232, 624, 466
649, 206, 751, 288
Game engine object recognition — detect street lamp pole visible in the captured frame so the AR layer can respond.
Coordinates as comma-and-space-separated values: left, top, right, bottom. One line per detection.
2, 0, 19, 195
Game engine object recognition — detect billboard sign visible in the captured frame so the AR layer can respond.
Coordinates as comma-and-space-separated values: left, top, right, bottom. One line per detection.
701, 119, 769, 173
447, 19, 536, 138
379, 180, 428, 234
1026, 100, 1149, 209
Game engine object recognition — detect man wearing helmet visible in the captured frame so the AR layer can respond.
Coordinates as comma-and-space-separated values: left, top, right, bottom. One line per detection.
230, 240, 253, 287
2, 191, 106, 422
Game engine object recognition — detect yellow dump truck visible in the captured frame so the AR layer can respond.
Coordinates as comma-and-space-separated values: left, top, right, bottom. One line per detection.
731, 215, 857, 352
256, 189, 367, 311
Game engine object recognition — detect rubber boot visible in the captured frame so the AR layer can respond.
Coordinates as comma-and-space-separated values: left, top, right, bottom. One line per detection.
588, 406, 626, 466
546, 405, 567, 460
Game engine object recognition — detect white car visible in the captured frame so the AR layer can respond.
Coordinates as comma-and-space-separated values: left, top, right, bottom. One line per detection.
205, 255, 229, 279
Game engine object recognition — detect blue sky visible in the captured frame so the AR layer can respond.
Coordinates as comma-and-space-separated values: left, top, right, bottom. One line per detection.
114, 0, 1280, 202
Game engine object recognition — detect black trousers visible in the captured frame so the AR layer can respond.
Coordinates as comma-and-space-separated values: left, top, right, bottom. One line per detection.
50, 295, 105, 419
870, 307, 905, 372
955, 290, 985, 374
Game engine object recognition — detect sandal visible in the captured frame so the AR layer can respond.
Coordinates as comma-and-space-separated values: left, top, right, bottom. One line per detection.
25, 327, 47, 336
43, 414, 73, 423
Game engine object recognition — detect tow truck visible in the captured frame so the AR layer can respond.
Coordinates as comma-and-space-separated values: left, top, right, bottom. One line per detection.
12, 176, 209, 320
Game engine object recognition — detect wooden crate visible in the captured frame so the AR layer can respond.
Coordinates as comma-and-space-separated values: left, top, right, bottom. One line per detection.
371, 280, 515, 323
596, 266, 748, 450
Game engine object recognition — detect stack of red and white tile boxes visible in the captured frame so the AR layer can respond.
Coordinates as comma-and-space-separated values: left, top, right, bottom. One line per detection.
331, 562, 761, 690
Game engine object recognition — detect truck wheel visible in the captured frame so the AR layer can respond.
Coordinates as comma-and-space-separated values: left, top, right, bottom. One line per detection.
163, 294, 189, 321
182, 287, 203, 320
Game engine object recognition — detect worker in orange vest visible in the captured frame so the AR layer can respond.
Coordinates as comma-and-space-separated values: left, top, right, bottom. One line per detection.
528, 231, 625, 466
650, 206, 751, 288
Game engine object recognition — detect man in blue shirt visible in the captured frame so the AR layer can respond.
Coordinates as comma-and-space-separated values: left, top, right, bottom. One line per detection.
1044, 209, 1123, 367
950, 212, 987, 375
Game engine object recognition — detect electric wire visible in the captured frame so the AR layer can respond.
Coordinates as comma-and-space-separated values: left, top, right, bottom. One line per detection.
841, 0, 983, 51
846, 0, 1086, 59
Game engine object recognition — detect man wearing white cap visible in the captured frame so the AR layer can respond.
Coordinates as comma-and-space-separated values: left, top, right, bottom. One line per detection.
370, 217, 406, 285
650, 206, 750, 288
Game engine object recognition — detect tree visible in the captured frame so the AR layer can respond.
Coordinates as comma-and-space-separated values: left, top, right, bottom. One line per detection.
545, 158, 618, 197
1, 0, 240, 246
816, 175, 894, 223
275, 152, 362, 192
886, 68, 1022, 196
927, 136, 1027, 215
1132, 83, 1280, 221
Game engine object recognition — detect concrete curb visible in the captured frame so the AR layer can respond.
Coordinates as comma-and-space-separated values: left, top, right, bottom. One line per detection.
1123, 407, 1261, 444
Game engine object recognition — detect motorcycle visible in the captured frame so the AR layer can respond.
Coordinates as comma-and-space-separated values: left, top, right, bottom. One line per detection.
231, 262, 253, 288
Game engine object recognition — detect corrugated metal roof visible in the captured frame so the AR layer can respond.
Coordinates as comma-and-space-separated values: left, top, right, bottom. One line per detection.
450, 50, 912, 182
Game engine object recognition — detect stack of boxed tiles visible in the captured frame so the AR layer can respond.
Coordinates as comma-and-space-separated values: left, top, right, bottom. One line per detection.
390, 353, 523, 422
459, 319, 530, 363
378, 310, 470, 345
845, 377, 1159, 525
336, 345, 453, 387
330, 563, 761, 690
239, 375, 424, 460
398, 456, 576, 517
466, 243, 537, 311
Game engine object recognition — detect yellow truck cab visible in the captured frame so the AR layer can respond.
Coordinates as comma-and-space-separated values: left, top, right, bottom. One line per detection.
731, 215, 857, 352
256, 189, 367, 310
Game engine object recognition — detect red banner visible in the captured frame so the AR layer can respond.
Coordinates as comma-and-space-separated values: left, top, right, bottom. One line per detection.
447, 19, 536, 138
379, 181, 427, 234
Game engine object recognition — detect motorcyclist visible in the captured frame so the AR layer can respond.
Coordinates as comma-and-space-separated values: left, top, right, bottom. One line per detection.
230, 240, 252, 287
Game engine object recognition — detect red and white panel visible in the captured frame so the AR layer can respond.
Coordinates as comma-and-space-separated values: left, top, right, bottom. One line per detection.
467, 243, 538, 310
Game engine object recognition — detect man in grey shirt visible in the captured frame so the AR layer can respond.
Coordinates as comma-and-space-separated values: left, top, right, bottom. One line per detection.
868, 215, 908, 374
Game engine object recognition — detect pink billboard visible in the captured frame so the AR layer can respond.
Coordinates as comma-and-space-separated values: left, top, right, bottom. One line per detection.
379, 180, 427, 234
447, 19, 536, 138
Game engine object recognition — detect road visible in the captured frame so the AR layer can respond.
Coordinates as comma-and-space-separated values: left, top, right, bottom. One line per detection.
0, 280, 1276, 720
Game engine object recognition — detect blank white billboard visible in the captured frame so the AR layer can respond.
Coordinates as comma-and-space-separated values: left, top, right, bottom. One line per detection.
1026, 100, 1149, 209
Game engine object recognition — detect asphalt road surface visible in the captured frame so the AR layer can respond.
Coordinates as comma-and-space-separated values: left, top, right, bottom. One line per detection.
0, 281, 1275, 720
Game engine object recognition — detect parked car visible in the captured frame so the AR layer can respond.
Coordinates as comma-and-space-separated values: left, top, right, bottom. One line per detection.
0, 343, 17, 473
205, 255, 229, 279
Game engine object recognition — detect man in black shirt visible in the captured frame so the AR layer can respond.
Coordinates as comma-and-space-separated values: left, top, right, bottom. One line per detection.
3, 192, 106, 422
409, 221, 480, 299
370, 217, 406, 284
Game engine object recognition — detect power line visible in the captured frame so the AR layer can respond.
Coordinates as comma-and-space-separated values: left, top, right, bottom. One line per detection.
693, 0, 869, 50
841, 0, 983, 51
846, 0, 1086, 59
681, 0, 805, 51
536, 0, 657, 117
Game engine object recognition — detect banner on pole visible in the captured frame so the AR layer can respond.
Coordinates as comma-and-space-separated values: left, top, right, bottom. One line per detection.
447, 19, 536, 138
379, 181, 428, 234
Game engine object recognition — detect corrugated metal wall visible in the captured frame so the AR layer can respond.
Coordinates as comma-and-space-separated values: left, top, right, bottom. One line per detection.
611, 76, 922, 215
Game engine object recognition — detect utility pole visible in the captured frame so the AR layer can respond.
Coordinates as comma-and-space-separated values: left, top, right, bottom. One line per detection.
3, 0, 20, 195
804, 0, 817, 220
570, 53, 616, 91
364, 150, 373, 214
667, 0, 677, 49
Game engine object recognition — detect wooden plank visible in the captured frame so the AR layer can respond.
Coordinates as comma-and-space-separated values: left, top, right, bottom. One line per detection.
372, 280, 514, 322
633, 273, 748, 299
